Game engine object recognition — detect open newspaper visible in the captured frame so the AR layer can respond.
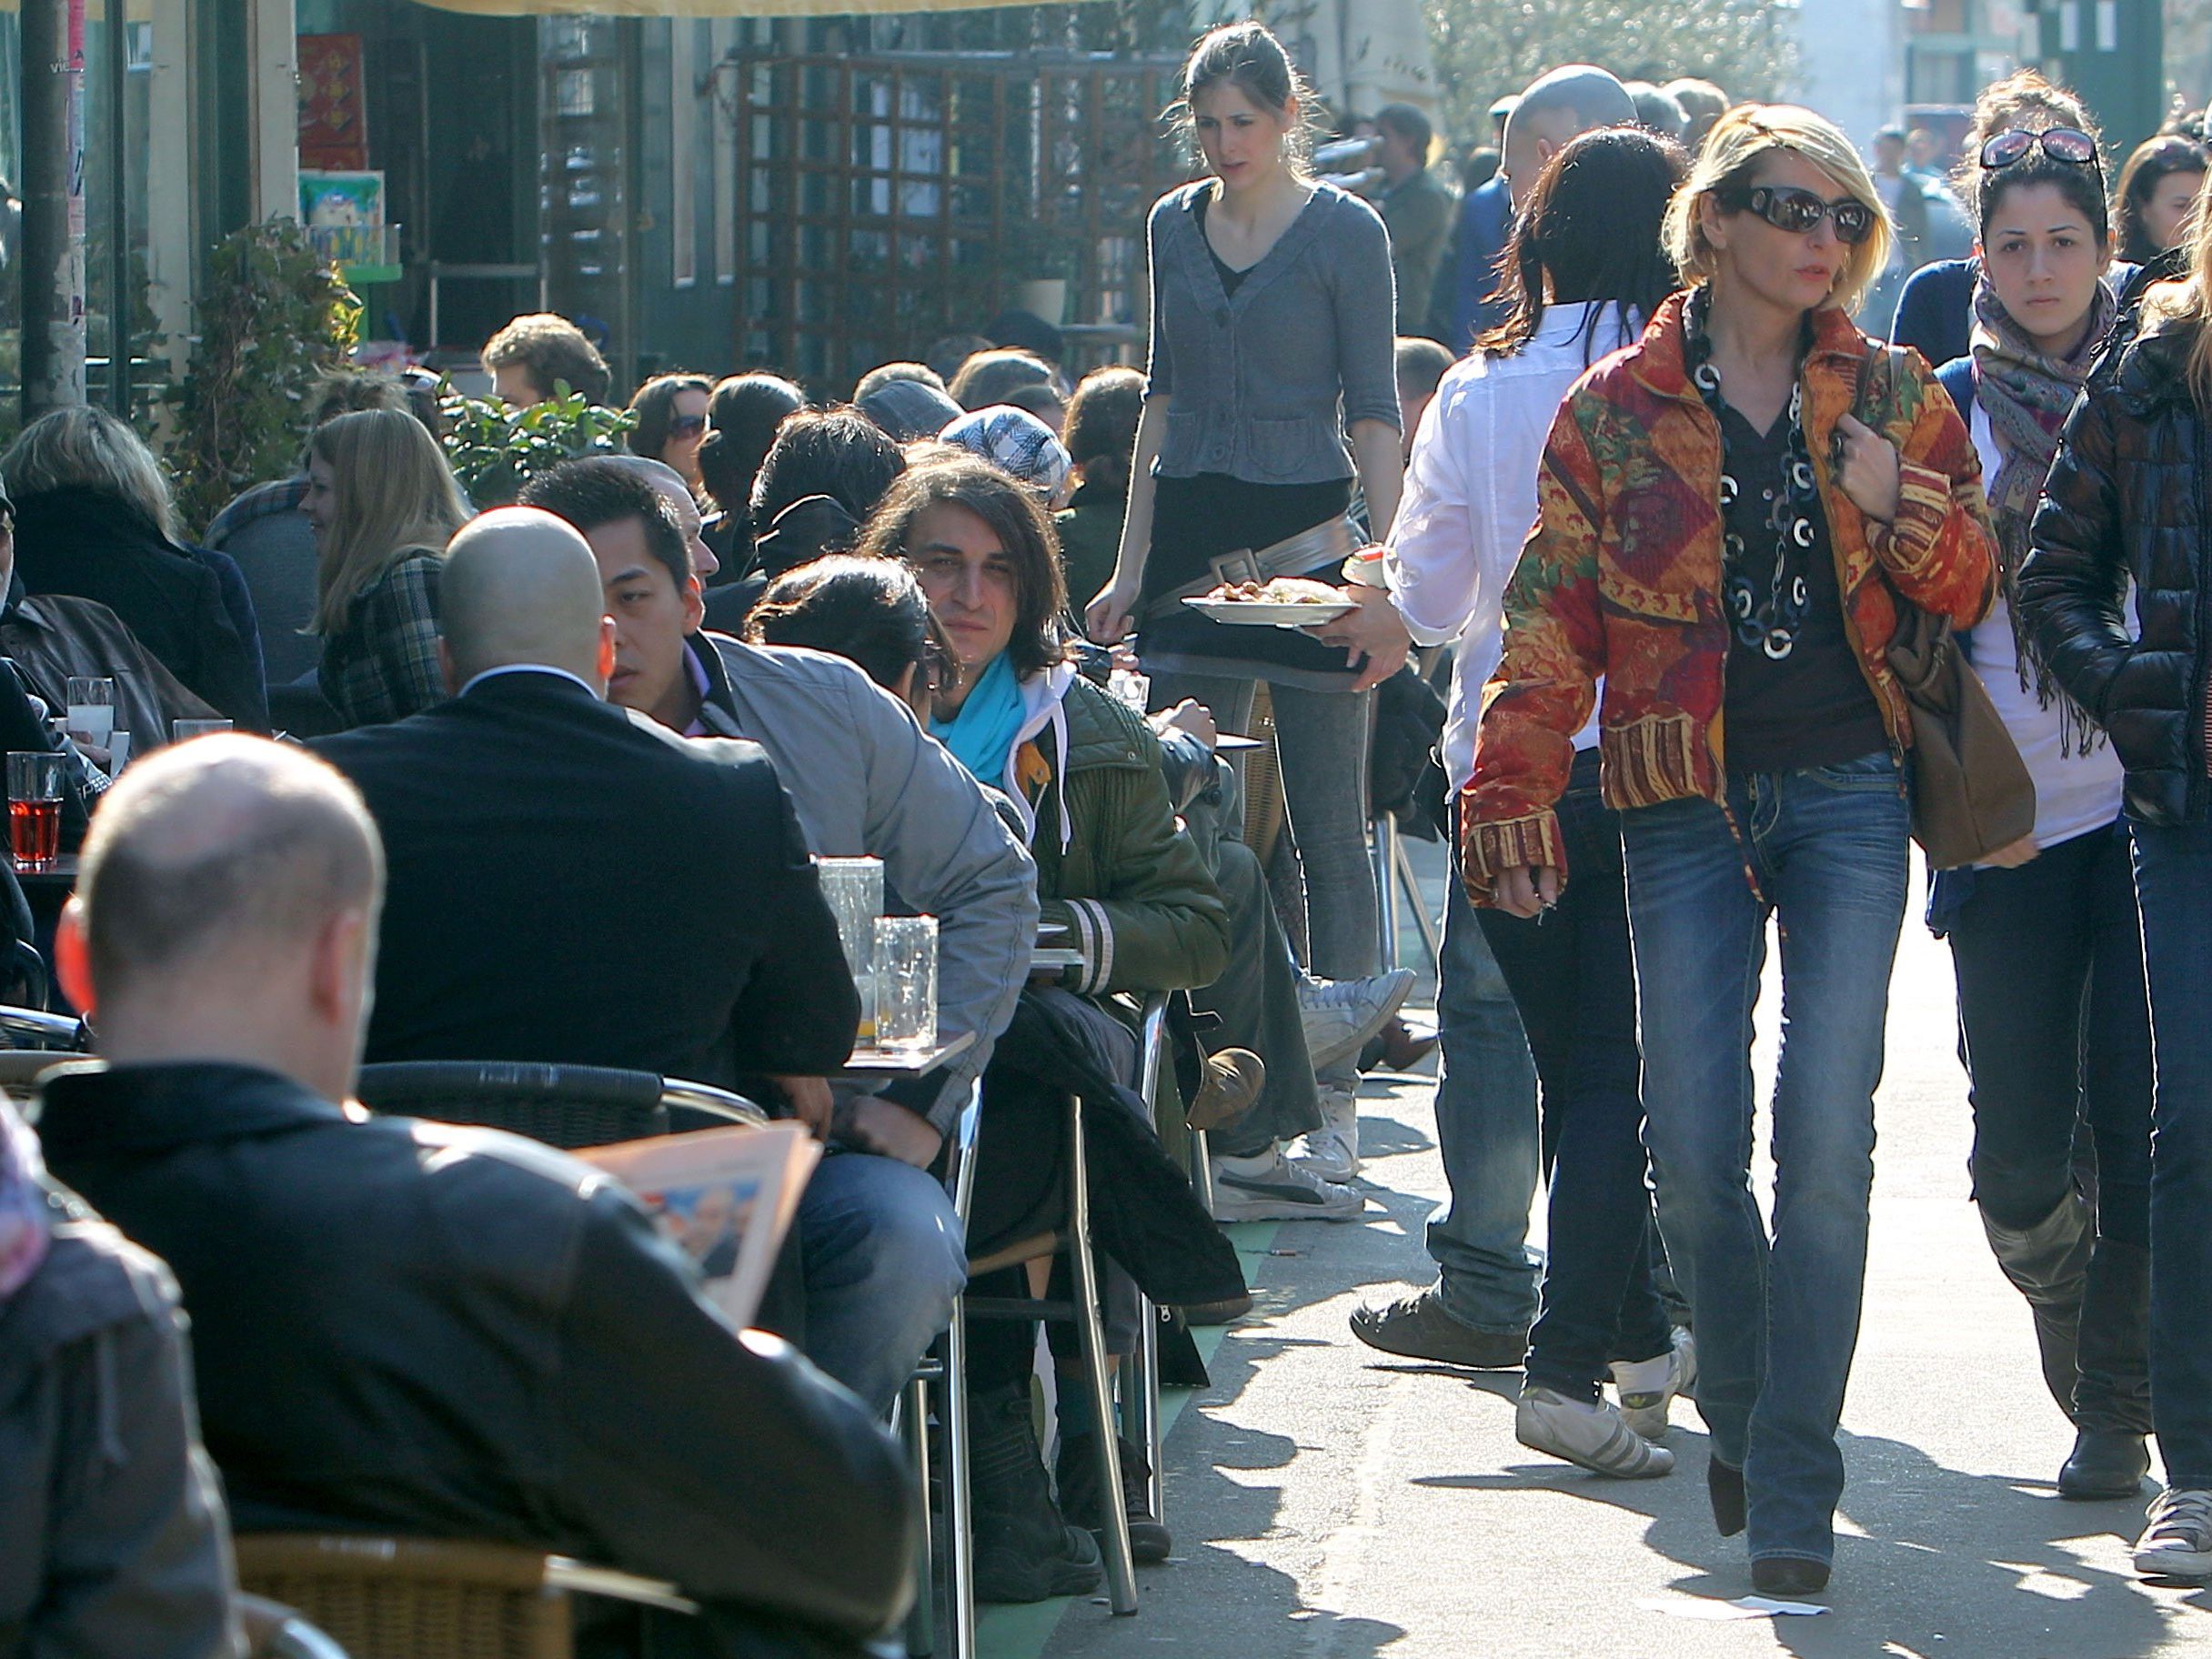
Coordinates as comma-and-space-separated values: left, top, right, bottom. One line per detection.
579, 1123, 819, 1331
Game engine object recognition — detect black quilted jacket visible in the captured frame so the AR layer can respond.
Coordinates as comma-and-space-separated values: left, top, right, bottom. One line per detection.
2021, 318, 2212, 827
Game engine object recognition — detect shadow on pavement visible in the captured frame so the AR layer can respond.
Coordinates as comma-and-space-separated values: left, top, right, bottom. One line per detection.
1043, 1315, 1410, 1659
1405, 1423, 2177, 1657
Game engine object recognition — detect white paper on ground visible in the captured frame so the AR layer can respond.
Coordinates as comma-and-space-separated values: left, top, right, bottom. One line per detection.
1637, 1595, 1831, 1620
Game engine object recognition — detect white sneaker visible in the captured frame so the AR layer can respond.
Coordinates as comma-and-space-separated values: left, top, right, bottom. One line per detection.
2135, 1488, 2212, 1580
1298, 970, 1415, 1072
1292, 1086, 1359, 1184
1671, 1325, 1698, 1400
1611, 1327, 1696, 1441
1515, 1383, 1676, 1479
1211, 1145, 1365, 1222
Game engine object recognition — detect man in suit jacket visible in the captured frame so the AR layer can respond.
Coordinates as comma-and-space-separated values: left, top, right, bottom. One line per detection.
39, 731, 913, 1657
314, 509, 965, 1415
314, 512, 854, 1089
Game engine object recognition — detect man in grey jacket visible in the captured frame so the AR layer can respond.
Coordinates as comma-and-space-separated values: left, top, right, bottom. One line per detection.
521, 458, 1039, 1149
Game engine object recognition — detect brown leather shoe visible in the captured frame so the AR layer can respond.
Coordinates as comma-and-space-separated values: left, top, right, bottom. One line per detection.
1187, 1048, 1265, 1131
1361, 1016, 1440, 1074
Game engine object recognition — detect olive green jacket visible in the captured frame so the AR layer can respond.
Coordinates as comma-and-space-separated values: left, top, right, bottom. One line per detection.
1010, 669, 1230, 999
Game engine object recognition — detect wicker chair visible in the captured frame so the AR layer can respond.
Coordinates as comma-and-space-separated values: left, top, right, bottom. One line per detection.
232, 1536, 696, 1659
354, 1061, 764, 1151
233, 1537, 569, 1659
236, 1592, 351, 1659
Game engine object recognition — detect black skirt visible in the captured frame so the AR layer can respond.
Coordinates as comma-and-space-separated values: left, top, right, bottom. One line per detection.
1136, 472, 1357, 688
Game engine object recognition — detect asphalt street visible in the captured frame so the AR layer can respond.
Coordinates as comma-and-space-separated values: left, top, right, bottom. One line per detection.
1021, 868, 2212, 1659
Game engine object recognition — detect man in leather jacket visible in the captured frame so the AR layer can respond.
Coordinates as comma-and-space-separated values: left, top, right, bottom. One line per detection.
36, 735, 917, 1657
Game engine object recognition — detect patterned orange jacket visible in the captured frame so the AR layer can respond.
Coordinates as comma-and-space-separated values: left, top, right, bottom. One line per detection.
1460, 291, 1998, 895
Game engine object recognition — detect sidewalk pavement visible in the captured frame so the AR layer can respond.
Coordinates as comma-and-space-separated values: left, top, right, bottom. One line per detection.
1003, 897, 2211, 1659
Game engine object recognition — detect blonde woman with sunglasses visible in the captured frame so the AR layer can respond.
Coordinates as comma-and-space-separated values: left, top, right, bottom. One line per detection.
1462, 104, 1999, 1595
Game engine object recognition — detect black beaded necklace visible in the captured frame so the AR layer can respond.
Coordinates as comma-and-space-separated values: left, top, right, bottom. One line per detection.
1683, 290, 1822, 662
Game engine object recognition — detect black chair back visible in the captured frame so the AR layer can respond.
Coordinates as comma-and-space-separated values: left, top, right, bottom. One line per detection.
357, 1060, 669, 1149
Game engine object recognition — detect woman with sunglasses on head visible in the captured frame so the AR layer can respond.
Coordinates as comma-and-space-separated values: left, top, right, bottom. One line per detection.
1084, 21, 1402, 1185
2019, 161, 2212, 1585
1928, 138, 2154, 1505
626, 374, 715, 493
1465, 105, 1997, 1595
1892, 72, 2108, 368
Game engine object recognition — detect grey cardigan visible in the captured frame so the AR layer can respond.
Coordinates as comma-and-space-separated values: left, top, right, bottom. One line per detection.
1144, 179, 1401, 485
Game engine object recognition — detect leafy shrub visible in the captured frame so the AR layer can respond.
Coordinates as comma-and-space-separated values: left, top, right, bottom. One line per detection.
166, 220, 362, 537
437, 380, 636, 508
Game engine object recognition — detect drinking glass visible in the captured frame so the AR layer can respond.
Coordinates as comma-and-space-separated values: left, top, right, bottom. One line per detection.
816, 856, 884, 1041
874, 915, 939, 1051
7, 752, 62, 869
1108, 669, 1151, 713
172, 719, 234, 742
106, 731, 132, 773
64, 677, 115, 748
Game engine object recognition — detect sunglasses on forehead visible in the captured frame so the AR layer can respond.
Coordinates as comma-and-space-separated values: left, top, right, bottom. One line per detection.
1716, 184, 1880, 246
1979, 126, 2101, 172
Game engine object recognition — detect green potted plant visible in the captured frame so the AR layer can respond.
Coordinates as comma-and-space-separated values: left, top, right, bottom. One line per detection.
437, 381, 636, 508
166, 220, 363, 536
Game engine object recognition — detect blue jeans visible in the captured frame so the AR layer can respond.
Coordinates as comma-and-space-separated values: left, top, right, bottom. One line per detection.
1428, 848, 1542, 1333
1622, 750, 1908, 1566
799, 1148, 969, 1416
1480, 755, 1673, 1397
2125, 816, 2212, 1489
1146, 670, 1379, 981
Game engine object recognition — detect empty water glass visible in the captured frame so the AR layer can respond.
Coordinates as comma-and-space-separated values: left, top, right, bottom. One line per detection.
873, 915, 938, 1051
1108, 669, 1151, 713
816, 856, 884, 1041
172, 719, 234, 742
65, 677, 115, 748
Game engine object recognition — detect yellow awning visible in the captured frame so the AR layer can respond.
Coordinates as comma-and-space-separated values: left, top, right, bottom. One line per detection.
406, 0, 1049, 14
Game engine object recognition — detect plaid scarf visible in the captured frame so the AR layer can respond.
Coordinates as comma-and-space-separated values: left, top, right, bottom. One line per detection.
1969, 275, 2115, 737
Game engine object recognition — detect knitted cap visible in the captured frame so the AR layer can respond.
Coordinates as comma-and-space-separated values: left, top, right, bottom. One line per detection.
939, 405, 1073, 498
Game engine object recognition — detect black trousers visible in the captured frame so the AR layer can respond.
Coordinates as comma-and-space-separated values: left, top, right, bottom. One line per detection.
1947, 819, 2151, 1250
1477, 751, 1673, 1398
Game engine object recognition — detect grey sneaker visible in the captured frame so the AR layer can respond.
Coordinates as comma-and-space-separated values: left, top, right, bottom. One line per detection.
2135, 1488, 2212, 1580
1611, 1327, 1696, 1441
1292, 1085, 1359, 1183
1348, 1284, 1526, 1369
1211, 1146, 1365, 1222
1299, 970, 1415, 1071
1516, 1383, 1676, 1479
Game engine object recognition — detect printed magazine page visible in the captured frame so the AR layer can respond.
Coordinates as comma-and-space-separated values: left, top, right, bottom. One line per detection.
579, 1122, 819, 1330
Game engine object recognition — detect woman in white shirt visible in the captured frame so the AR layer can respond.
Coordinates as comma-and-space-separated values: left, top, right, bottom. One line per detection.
1326, 126, 1693, 1475
1932, 134, 2152, 1503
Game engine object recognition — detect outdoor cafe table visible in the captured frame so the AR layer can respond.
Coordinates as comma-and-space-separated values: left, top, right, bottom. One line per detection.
831, 1028, 974, 1083
6, 855, 78, 889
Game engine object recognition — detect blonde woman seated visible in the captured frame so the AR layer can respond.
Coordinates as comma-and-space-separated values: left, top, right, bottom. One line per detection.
302, 408, 472, 728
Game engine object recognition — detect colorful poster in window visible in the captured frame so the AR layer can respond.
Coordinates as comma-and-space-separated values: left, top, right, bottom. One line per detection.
297, 33, 368, 172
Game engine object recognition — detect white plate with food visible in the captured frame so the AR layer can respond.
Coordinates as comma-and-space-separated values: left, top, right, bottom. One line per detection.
1183, 576, 1354, 628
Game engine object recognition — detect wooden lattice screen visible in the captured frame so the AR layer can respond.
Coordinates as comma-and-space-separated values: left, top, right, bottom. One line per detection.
726, 49, 1190, 389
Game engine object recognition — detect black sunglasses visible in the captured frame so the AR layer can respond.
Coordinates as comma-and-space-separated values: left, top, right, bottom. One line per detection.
1719, 184, 1879, 246
667, 413, 709, 437
1979, 126, 2101, 172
